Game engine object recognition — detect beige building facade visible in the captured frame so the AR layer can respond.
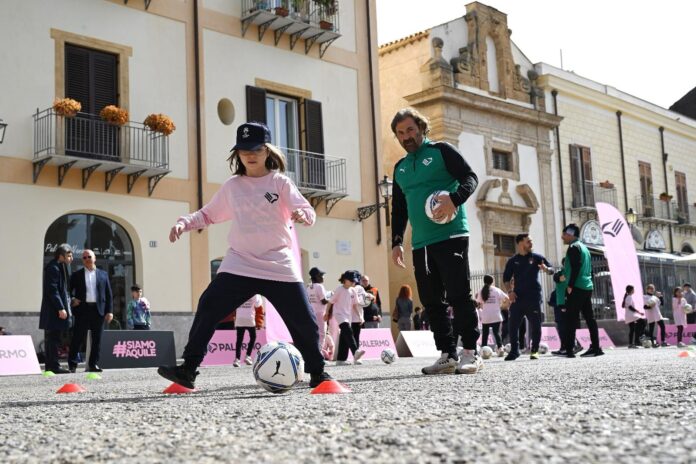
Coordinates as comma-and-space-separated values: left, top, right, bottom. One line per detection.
378, 2, 561, 308
0, 0, 388, 349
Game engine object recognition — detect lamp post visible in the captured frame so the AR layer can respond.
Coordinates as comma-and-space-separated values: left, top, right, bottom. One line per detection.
625, 207, 637, 225
0, 119, 7, 144
357, 175, 393, 226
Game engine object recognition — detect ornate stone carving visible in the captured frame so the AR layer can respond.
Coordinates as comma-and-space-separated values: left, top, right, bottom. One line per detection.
498, 179, 513, 205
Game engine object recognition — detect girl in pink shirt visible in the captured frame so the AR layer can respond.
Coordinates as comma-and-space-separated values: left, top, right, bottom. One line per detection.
672, 287, 688, 347
158, 122, 333, 390
325, 272, 366, 365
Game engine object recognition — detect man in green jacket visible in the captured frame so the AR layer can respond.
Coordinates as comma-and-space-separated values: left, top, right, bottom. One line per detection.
561, 223, 603, 357
390, 108, 480, 375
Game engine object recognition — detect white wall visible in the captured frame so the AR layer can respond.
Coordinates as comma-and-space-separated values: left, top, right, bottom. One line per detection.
431, 19, 468, 64
0, 183, 192, 312
459, 131, 486, 270
203, 29, 361, 199
0, 0, 190, 179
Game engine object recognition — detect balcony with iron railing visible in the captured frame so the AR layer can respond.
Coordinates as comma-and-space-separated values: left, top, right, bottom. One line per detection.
284, 147, 347, 211
33, 107, 170, 195
240, 0, 341, 58
635, 194, 677, 223
570, 180, 618, 210
674, 204, 696, 227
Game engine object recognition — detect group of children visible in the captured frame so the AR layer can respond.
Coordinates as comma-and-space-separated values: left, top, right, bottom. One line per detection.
622, 284, 692, 348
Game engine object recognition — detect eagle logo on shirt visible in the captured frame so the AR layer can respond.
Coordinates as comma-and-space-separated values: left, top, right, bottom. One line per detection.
422, 157, 433, 166
264, 192, 279, 203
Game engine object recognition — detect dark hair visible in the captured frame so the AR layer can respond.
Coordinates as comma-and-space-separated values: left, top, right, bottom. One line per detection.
622, 285, 634, 308
131, 285, 142, 292
481, 275, 494, 302
390, 107, 430, 135
674, 286, 682, 297
563, 223, 580, 238
54, 243, 72, 260
515, 233, 529, 244
226, 144, 286, 175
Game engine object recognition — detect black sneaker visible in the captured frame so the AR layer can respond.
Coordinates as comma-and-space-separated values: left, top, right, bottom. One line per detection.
551, 349, 567, 356
309, 371, 334, 388
157, 364, 198, 389
580, 348, 598, 357
573, 343, 583, 354
504, 352, 520, 361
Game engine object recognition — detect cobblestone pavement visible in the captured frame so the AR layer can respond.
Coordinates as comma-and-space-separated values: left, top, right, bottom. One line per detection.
1, 347, 695, 463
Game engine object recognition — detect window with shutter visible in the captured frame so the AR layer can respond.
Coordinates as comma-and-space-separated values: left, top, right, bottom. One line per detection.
304, 99, 325, 189
246, 85, 267, 124
569, 144, 593, 207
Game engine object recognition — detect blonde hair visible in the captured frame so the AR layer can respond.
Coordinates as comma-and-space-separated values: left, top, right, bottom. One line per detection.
227, 143, 287, 175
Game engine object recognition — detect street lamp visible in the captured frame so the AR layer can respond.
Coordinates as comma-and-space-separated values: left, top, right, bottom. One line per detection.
0, 119, 7, 144
357, 175, 393, 226
625, 207, 637, 225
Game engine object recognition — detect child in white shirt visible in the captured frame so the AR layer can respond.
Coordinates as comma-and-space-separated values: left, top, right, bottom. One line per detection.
326, 271, 366, 365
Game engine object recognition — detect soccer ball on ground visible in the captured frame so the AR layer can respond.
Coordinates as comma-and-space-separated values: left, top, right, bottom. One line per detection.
425, 190, 458, 224
380, 349, 396, 364
480, 346, 493, 360
641, 337, 653, 349
538, 342, 549, 355
504, 343, 512, 354
253, 341, 304, 394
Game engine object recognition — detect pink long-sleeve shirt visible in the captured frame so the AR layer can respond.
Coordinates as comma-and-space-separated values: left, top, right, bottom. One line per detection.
176, 171, 315, 283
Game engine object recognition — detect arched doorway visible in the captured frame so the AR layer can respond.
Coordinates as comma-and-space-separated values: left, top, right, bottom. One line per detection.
44, 213, 135, 329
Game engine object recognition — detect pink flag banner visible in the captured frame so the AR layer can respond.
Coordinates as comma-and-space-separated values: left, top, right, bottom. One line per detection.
596, 202, 644, 321
0, 335, 41, 376
576, 328, 615, 348
540, 326, 562, 350
346, 328, 397, 360
660, 324, 696, 345
202, 329, 268, 366
263, 222, 303, 343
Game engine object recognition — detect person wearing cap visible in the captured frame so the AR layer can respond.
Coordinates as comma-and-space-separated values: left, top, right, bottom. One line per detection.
561, 223, 603, 358
389, 108, 481, 375
360, 274, 382, 329
158, 122, 334, 389
307, 267, 331, 353
325, 271, 366, 365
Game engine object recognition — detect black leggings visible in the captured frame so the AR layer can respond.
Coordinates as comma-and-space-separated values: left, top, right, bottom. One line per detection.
235, 326, 256, 359
677, 325, 684, 343
628, 319, 646, 345
337, 322, 359, 361
502, 312, 526, 348
481, 322, 502, 348
648, 320, 666, 344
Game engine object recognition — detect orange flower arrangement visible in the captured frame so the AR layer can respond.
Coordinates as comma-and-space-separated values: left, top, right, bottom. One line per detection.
53, 98, 82, 117
143, 113, 176, 136
100, 105, 129, 126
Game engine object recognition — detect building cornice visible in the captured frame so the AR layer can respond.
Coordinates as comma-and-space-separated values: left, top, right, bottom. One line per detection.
378, 30, 429, 56
404, 85, 562, 129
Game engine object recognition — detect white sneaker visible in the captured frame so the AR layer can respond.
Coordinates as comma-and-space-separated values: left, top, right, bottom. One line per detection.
421, 352, 457, 375
335, 360, 352, 366
244, 356, 253, 365
354, 359, 363, 365
456, 349, 483, 375
233, 359, 240, 367
496, 347, 505, 357
354, 349, 366, 363
678, 342, 687, 348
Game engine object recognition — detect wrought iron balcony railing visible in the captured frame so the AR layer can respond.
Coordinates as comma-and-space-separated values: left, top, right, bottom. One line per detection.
636, 194, 676, 222
241, 0, 341, 58
674, 204, 696, 226
284, 147, 347, 212
33, 107, 170, 195
571, 180, 618, 209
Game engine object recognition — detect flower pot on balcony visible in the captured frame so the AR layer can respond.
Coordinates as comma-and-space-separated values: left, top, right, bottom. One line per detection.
659, 193, 673, 201
274, 6, 289, 16
599, 181, 614, 189
319, 20, 333, 30
53, 98, 81, 117
100, 105, 129, 126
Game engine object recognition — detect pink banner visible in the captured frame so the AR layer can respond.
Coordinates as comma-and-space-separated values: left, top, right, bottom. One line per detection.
540, 326, 562, 350
661, 324, 696, 345
596, 203, 644, 321
0, 335, 41, 376
576, 328, 615, 348
347, 328, 397, 361
201, 330, 268, 366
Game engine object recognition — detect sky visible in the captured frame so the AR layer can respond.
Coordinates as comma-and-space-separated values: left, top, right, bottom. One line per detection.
375, 0, 696, 110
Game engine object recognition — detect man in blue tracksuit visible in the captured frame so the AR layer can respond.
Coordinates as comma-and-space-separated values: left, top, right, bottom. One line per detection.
503, 234, 554, 360
390, 107, 480, 375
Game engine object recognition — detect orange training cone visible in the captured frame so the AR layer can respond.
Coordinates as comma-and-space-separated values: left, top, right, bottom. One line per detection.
310, 380, 352, 394
678, 351, 693, 358
163, 383, 196, 394
57, 383, 87, 394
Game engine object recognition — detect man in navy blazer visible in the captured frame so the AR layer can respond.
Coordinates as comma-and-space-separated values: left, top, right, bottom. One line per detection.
68, 249, 113, 372
39, 244, 74, 374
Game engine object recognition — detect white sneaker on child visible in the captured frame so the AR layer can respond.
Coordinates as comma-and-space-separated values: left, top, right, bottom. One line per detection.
354, 349, 366, 363
233, 359, 240, 367
244, 356, 253, 365
421, 352, 457, 375
677, 342, 687, 348
455, 349, 483, 375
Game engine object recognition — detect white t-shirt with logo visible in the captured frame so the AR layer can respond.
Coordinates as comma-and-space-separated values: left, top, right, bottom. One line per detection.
235, 295, 263, 327
307, 283, 328, 316
475, 286, 507, 324
329, 286, 361, 325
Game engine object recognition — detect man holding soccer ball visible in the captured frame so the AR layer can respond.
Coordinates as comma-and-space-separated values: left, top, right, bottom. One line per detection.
390, 108, 480, 375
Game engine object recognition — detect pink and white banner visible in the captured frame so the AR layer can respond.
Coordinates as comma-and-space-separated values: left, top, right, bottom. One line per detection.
0, 335, 41, 376
660, 324, 696, 345
201, 329, 268, 366
540, 326, 562, 350
576, 328, 615, 348
596, 202, 644, 321
347, 328, 397, 360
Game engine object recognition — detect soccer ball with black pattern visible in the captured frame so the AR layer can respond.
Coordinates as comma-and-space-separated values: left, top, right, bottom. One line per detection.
253, 342, 304, 394
380, 348, 396, 364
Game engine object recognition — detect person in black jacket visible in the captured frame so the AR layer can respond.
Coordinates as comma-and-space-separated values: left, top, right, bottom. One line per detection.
39, 244, 74, 374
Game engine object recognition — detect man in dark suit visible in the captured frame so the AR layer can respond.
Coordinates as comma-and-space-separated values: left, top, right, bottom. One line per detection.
69, 249, 113, 372
39, 244, 74, 374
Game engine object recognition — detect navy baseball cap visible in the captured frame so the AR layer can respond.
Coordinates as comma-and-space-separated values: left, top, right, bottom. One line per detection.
232, 122, 272, 151
309, 267, 326, 278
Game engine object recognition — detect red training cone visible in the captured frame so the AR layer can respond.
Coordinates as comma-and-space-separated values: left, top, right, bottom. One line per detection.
678, 351, 693, 358
163, 383, 196, 394
56, 383, 87, 394
310, 380, 352, 394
